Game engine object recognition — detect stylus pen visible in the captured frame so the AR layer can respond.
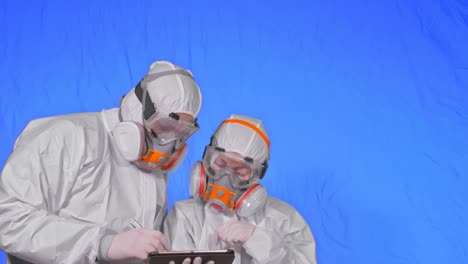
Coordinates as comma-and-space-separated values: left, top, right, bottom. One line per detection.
130, 219, 143, 229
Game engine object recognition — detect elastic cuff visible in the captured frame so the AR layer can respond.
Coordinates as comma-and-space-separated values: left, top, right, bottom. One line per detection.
98, 229, 118, 261
243, 226, 282, 261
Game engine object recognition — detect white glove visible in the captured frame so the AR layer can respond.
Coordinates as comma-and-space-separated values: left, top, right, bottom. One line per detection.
107, 228, 171, 261
214, 219, 256, 245
169, 257, 214, 264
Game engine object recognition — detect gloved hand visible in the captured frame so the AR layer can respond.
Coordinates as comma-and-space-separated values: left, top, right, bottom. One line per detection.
107, 228, 171, 261
214, 219, 256, 245
169, 257, 214, 264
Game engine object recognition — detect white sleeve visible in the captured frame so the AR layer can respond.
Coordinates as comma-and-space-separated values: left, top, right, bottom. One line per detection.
0, 121, 109, 264
243, 211, 318, 264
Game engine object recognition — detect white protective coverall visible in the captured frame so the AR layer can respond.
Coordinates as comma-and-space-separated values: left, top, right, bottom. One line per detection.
163, 115, 317, 264
0, 61, 202, 264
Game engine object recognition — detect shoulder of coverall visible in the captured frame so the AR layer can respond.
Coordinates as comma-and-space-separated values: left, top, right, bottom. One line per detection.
13, 112, 109, 167
171, 198, 204, 212
255, 196, 311, 233
166, 199, 204, 222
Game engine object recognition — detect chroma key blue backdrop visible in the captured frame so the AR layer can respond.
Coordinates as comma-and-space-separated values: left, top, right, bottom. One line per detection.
1, 1, 468, 263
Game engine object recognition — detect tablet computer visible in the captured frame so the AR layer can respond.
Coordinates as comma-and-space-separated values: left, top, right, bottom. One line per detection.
148, 249, 235, 264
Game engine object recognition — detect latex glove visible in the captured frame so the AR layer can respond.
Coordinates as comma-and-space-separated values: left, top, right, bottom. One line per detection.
107, 228, 171, 261
214, 219, 256, 245
169, 257, 214, 264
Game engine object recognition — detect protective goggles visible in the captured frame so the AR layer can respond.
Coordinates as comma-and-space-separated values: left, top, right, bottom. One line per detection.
202, 146, 265, 188
134, 69, 200, 150
146, 110, 199, 149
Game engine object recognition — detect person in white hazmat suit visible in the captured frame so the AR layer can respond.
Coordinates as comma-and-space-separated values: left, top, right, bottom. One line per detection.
163, 115, 318, 264
0, 61, 203, 264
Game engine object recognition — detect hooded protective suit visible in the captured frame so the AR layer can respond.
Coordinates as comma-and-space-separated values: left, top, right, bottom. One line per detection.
163, 115, 317, 264
0, 61, 202, 264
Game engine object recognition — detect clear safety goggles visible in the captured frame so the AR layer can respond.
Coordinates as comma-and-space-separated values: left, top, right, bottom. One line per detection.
203, 146, 265, 188
146, 110, 199, 149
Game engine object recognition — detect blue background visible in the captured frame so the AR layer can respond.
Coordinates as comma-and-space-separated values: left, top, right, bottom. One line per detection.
1, 0, 468, 263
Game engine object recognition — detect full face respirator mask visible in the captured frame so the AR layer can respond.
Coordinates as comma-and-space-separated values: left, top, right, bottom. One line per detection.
189, 119, 270, 217
112, 69, 199, 173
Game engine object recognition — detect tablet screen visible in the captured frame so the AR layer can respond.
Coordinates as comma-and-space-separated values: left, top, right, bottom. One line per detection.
148, 249, 235, 264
